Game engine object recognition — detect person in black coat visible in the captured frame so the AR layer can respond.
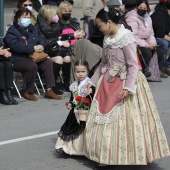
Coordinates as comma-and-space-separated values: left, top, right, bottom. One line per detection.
0, 47, 18, 105
37, 5, 72, 93
33, 0, 48, 12
122, 0, 139, 11
151, 0, 170, 75
4, 8, 62, 100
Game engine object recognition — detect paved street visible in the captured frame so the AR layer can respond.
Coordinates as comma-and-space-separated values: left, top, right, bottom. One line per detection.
1, 1, 170, 170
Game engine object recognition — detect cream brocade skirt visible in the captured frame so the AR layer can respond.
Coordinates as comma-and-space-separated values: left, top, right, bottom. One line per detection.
56, 71, 170, 165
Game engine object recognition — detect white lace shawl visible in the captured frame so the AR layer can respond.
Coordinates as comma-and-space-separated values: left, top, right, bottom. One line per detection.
69, 77, 90, 98
103, 24, 136, 49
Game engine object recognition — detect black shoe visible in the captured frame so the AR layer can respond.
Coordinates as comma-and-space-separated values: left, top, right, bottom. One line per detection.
143, 70, 151, 77
6, 90, 18, 105
0, 91, 12, 105
53, 87, 64, 95
56, 148, 65, 155
94, 165, 114, 170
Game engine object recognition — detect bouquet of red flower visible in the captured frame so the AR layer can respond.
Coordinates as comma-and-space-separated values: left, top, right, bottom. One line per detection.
75, 96, 91, 110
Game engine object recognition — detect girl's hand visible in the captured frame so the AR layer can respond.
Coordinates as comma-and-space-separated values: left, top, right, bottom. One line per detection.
65, 102, 72, 110
84, 87, 92, 95
62, 41, 70, 47
118, 89, 129, 100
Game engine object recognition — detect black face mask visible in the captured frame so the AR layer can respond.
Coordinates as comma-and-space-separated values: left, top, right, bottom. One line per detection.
137, 9, 147, 17
62, 13, 71, 20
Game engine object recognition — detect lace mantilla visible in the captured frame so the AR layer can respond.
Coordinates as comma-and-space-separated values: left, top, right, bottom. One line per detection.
90, 99, 124, 124
103, 24, 136, 49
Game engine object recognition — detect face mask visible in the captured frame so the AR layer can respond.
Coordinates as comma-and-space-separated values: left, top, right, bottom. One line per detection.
20, 18, 31, 28
62, 13, 71, 20
26, 6, 33, 11
137, 9, 147, 17
52, 14, 59, 23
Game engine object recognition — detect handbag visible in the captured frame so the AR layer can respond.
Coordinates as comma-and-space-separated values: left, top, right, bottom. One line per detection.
28, 52, 48, 63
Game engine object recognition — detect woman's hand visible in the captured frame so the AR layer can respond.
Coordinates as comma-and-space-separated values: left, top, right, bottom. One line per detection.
146, 45, 156, 50
34, 45, 44, 52
62, 41, 70, 48
84, 87, 92, 95
74, 30, 84, 39
0, 47, 11, 58
118, 89, 129, 100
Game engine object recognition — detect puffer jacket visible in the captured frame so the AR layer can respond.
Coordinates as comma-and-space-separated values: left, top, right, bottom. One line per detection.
36, 14, 62, 56
125, 9, 156, 47
4, 20, 46, 63
151, 3, 170, 38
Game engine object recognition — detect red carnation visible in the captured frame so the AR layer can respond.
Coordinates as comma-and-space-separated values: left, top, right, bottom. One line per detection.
75, 96, 82, 101
83, 98, 91, 104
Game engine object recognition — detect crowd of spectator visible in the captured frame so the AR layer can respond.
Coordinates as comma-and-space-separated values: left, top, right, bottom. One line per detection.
0, 0, 170, 105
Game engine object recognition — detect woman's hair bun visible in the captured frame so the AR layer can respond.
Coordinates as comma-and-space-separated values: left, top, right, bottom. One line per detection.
108, 7, 120, 24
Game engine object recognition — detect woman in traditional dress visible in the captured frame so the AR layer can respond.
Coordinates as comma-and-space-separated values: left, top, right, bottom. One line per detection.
85, 7, 170, 168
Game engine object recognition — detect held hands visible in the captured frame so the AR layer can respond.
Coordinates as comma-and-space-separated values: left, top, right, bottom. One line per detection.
62, 40, 70, 48
118, 89, 129, 100
34, 45, 44, 52
65, 102, 72, 110
84, 83, 93, 95
0, 47, 11, 58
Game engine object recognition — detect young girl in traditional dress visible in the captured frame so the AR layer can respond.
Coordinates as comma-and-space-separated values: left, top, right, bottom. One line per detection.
85, 8, 170, 168
55, 59, 94, 155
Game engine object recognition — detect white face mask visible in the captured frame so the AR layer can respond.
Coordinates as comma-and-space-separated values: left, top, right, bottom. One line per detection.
26, 6, 33, 11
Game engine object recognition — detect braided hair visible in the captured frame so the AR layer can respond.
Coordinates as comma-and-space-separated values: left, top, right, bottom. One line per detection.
96, 7, 121, 24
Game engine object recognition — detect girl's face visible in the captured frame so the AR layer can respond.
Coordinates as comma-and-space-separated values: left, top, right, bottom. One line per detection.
95, 18, 110, 36
75, 65, 88, 81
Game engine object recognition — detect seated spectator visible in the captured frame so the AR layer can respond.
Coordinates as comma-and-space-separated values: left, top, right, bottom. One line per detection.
58, 1, 86, 90
122, 0, 140, 11
125, 0, 165, 80
4, 8, 62, 100
17, 0, 38, 25
33, 0, 47, 12
151, 0, 170, 76
37, 4, 71, 93
0, 47, 18, 105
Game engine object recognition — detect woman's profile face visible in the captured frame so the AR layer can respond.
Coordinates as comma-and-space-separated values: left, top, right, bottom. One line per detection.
95, 18, 110, 36
18, 12, 31, 22
138, 3, 147, 10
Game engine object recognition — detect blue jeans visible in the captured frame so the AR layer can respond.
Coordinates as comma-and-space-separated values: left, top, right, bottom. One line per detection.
156, 38, 170, 67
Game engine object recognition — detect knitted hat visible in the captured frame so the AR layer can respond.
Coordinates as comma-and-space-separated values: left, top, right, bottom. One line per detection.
159, 0, 167, 2
107, 0, 121, 6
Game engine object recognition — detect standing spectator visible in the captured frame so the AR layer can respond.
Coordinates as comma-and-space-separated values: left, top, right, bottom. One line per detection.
4, 8, 62, 100
82, 0, 103, 34
0, 47, 18, 105
151, 0, 170, 75
125, 0, 164, 80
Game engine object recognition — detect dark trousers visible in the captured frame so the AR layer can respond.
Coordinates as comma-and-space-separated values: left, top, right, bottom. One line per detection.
13, 58, 55, 93
139, 47, 153, 69
0, 60, 13, 89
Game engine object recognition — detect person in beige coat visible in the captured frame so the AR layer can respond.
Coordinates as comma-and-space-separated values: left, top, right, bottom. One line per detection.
82, 0, 103, 36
